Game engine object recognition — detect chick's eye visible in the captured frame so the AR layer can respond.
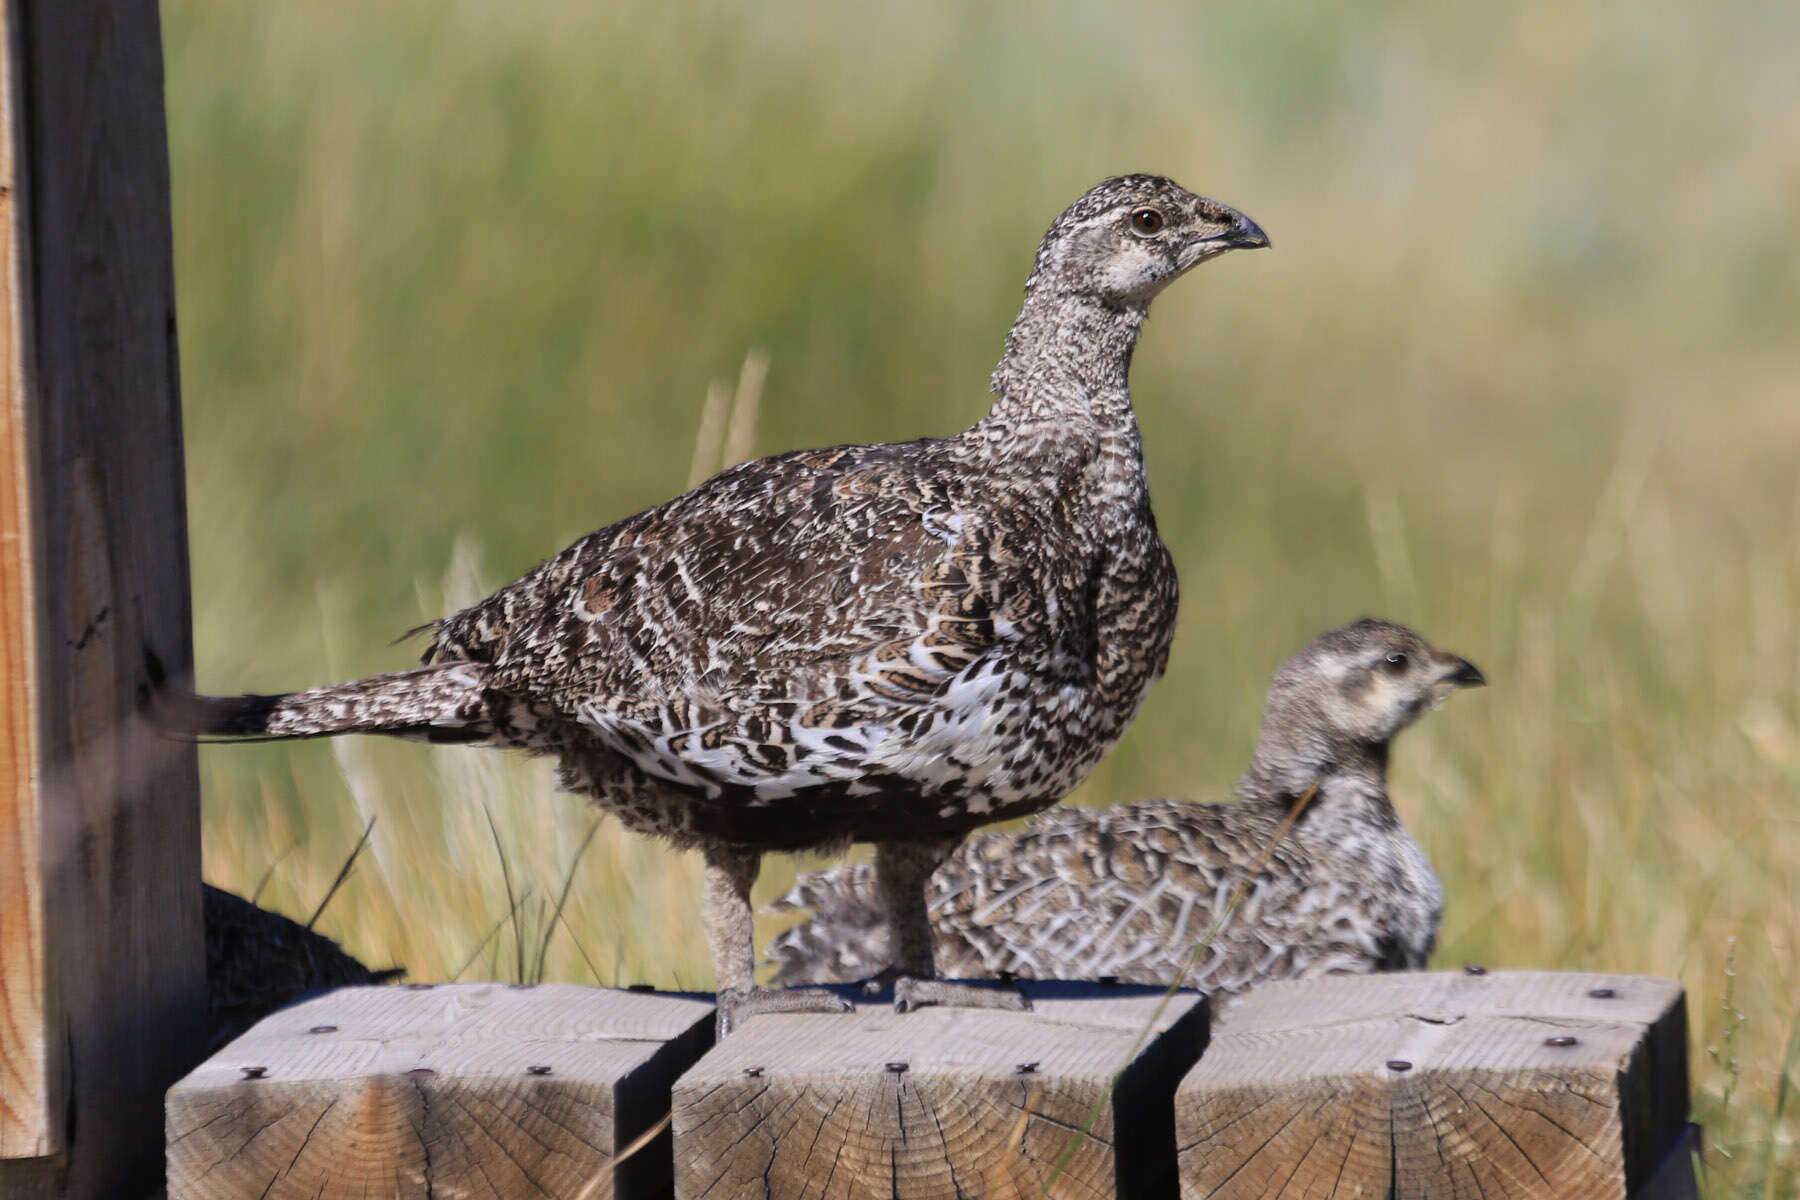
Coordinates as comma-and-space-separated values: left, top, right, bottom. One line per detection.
1382, 652, 1409, 673
1130, 208, 1164, 235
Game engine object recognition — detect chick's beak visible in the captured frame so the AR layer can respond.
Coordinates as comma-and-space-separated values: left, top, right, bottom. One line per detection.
1443, 657, 1486, 688
1178, 205, 1270, 269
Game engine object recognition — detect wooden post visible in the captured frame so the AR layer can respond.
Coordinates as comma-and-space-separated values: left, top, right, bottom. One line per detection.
166, 983, 717, 1200
0, 0, 204, 1195
1176, 970, 1689, 1200
672, 982, 1209, 1200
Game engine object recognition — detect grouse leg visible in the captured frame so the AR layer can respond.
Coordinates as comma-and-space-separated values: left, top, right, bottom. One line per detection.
873, 837, 1032, 1015
704, 843, 851, 1036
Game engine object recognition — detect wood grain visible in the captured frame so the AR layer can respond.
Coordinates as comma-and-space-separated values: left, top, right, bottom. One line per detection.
0, 0, 205, 1192
165, 983, 716, 1200
1176, 970, 1688, 1200
0, 0, 44, 1152
673, 981, 1208, 1200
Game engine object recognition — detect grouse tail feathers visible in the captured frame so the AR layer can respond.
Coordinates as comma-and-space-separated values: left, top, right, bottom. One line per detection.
160, 662, 492, 743
764, 863, 896, 986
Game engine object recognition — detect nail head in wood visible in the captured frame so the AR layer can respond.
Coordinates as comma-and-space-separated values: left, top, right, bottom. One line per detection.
307, 1025, 337, 1035
674, 982, 1209, 1200
167, 983, 716, 1200
1177, 971, 1689, 1199
1589, 987, 1616, 998
240, 1066, 267, 1080
1463, 963, 1487, 975
1386, 1059, 1413, 1071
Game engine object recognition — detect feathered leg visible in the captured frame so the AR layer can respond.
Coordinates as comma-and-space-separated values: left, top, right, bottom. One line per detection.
704, 844, 849, 1036
874, 837, 1031, 1015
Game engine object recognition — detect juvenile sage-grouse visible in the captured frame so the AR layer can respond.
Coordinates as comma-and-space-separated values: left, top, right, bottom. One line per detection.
768, 619, 1484, 1005
179, 175, 1269, 1032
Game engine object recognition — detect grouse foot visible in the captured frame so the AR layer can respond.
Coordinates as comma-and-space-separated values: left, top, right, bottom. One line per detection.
894, 977, 1032, 1014
858, 967, 1032, 1015
716, 985, 853, 1037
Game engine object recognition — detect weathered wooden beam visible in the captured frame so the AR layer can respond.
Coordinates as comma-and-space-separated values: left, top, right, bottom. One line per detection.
672, 982, 1208, 1200
166, 983, 715, 1200
0, 0, 204, 1194
1176, 970, 1688, 1200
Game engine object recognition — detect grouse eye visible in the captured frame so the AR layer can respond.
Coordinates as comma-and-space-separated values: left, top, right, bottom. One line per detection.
1381, 651, 1409, 673
1129, 208, 1165, 235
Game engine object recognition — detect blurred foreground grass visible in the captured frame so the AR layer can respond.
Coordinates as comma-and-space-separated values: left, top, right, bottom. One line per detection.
167, 0, 1798, 1191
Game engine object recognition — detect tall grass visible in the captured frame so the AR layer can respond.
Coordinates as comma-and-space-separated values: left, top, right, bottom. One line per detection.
167, 0, 1798, 1192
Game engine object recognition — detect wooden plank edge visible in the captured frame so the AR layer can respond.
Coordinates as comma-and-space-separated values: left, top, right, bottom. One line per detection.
1111, 990, 1210, 1200
0, 0, 49, 1158
608, 992, 716, 1199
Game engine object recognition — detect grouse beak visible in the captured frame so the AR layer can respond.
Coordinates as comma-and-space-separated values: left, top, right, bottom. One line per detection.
1443, 657, 1486, 688
1219, 209, 1270, 250
1177, 206, 1270, 271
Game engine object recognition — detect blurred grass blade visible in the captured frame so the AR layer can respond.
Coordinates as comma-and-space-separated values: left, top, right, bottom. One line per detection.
574, 1112, 674, 1200
1764, 1005, 1800, 1200
687, 380, 731, 490
484, 804, 526, 983
249, 837, 301, 905
554, 905, 610, 986
451, 887, 537, 983
306, 816, 375, 931
721, 350, 768, 471
534, 818, 604, 983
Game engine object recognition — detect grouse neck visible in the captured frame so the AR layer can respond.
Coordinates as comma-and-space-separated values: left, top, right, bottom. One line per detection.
1238, 734, 1399, 833
980, 291, 1149, 445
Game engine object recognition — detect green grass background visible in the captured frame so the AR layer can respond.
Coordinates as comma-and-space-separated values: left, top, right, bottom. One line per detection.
166, 0, 1798, 1191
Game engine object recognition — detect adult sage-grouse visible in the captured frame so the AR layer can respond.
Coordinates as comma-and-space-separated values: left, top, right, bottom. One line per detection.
180, 175, 1269, 1032
768, 620, 1484, 1006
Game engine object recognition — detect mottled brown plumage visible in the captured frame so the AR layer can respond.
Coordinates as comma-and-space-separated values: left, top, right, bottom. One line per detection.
183, 176, 1269, 1028
768, 620, 1484, 1005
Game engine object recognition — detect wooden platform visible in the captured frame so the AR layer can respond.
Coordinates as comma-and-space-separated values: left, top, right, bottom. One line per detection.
671, 982, 1208, 1200
161, 971, 1695, 1199
165, 983, 714, 1200
1177, 970, 1689, 1199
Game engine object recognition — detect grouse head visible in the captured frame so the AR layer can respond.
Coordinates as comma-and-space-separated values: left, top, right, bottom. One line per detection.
1024, 174, 1269, 305
1263, 618, 1485, 756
